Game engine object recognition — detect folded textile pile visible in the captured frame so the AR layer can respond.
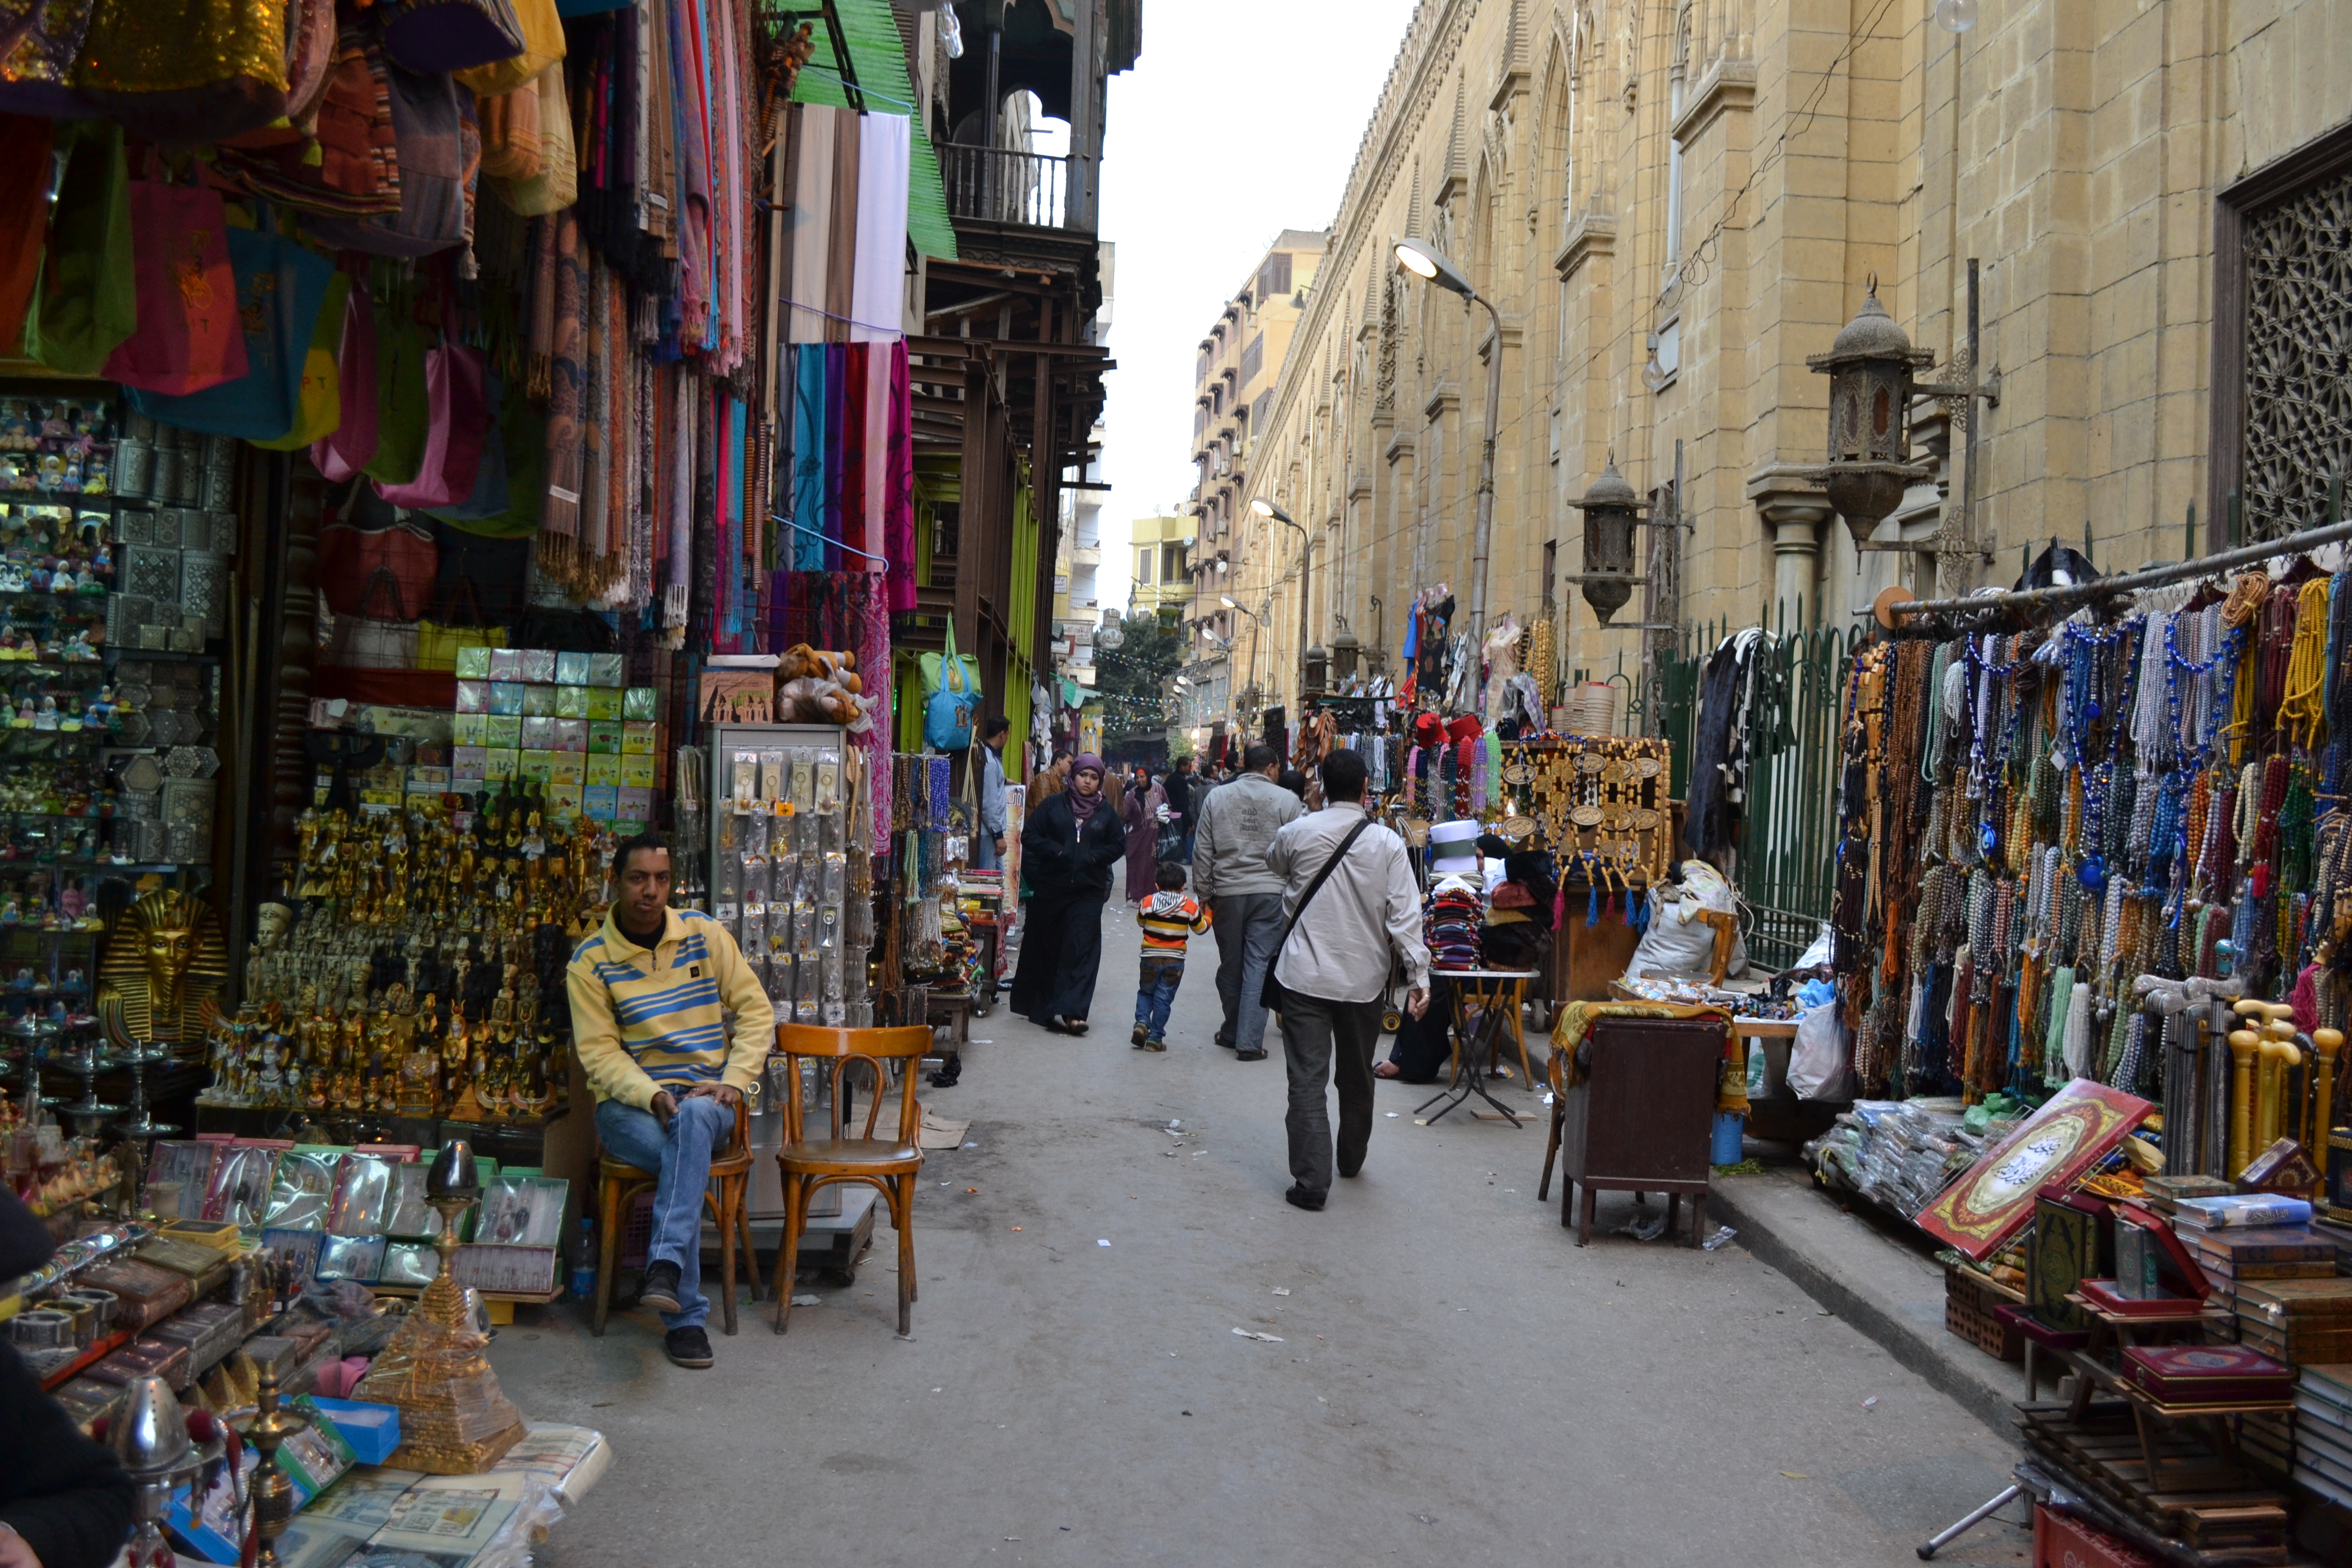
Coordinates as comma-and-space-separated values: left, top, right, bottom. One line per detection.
1425, 874, 1484, 970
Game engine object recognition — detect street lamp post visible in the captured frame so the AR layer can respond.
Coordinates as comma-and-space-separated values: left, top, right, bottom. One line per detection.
1394, 237, 1505, 650
1220, 594, 1264, 736
1248, 498, 1311, 710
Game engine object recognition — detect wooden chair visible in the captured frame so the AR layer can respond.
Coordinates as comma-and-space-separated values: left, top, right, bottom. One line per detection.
593, 1093, 761, 1337
769, 1023, 933, 1336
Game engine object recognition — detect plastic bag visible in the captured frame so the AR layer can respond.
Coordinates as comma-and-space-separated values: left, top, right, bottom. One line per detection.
1787, 999, 1856, 1101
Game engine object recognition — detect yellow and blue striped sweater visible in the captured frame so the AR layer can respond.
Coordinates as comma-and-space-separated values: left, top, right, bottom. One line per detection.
567, 907, 775, 1110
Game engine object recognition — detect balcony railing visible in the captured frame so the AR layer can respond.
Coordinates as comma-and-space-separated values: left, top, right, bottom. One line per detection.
940, 143, 1072, 231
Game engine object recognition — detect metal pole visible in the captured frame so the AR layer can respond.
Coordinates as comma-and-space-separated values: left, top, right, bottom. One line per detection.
1468, 293, 1504, 650
1886, 514, 2352, 624
1297, 523, 1311, 704
1953, 259, 1983, 597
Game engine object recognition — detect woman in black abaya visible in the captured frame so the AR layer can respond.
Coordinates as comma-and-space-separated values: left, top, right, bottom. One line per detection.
1010, 753, 1127, 1033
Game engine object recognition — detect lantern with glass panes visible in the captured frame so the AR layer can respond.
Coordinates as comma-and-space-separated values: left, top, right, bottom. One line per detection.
1565, 456, 1651, 624
1802, 281, 1935, 551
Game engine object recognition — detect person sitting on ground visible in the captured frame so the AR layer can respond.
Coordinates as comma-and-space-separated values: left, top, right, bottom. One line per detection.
1132, 860, 1211, 1052
568, 833, 775, 1370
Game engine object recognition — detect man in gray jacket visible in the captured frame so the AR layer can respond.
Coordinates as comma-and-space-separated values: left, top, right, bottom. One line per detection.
1190, 743, 1302, 1061
1264, 748, 1430, 1210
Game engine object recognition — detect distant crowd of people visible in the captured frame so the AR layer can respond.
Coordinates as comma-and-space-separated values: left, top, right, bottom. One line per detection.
998, 740, 1429, 1213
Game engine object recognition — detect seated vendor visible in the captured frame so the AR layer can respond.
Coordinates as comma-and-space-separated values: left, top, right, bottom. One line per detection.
568, 833, 774, 1370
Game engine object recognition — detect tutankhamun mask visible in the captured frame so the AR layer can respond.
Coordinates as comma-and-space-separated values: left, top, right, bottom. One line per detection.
100, 889, 230, 1047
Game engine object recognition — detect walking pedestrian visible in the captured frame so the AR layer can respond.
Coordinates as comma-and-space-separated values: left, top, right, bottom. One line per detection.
1168, 755, 1198, 862
1009, 753, 1126, 1034
1131, 861, 1210, 1051
1191, 743, 1302, 1061
1263, 749, 1430, 1211
972, 716, 1011, 871
1119, 769, 1163, 904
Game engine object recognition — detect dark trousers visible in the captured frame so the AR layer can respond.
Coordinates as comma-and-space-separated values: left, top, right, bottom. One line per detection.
1279, 993, 1385, 1194
1210, 892, 1285, 1052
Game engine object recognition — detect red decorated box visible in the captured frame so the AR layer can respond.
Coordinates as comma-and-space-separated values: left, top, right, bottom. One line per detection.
2034, 1505, 2160, 1568
2121, 1342, 2294, 1406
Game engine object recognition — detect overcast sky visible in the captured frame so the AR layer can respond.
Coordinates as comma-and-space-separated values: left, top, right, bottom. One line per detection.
1088, 0, 1422, 612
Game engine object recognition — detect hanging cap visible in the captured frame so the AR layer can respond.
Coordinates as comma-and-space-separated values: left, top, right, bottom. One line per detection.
1427, 819, 1482, 866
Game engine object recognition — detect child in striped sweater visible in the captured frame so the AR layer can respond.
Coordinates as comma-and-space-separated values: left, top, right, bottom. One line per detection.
1133, 861, 1210, 1051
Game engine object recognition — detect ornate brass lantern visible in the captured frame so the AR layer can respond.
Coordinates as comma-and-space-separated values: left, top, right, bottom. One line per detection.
1566, 457, 1650, 624
1330, 626, 1361, 684
1804, 281, 1934, 549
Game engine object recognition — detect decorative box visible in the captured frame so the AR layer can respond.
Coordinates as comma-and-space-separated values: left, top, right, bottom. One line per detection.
2122, 1343, 2293, 1406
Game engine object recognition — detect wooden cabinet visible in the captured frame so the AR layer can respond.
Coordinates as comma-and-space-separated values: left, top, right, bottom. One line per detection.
1539, 1016, 1722, 1245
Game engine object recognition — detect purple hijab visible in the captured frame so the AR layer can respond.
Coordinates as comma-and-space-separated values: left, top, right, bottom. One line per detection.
1068, 754, 1107, 821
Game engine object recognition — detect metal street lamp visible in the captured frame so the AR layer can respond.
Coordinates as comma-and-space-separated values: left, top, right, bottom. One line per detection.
1394, 236, 1505, 651
1250, 497, 1312, 709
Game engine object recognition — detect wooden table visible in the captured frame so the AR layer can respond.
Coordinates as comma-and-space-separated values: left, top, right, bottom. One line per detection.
2042, 1294, 2280, 1496
1416, 968, 1541, 1127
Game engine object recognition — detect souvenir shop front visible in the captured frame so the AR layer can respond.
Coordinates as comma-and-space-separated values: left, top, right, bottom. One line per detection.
1792, 520, 2352, 1563
0, 0, 964, 1560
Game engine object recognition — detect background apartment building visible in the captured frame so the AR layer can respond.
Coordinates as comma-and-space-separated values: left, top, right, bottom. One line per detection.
1180, 230, 1329, 745
1232, 0, 2352, 719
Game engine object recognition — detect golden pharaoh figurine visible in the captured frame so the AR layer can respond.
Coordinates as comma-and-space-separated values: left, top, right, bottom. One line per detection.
99, 888, 231, 1052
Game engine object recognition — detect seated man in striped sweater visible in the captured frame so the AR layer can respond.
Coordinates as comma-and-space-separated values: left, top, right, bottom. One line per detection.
569, 834, 775, 1369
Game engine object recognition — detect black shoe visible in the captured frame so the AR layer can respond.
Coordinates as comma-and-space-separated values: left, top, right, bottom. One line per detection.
1065, 1017, 1089, 1036
664, 1326, 714, 1368
1235, 1048, 1267, 1062
1283, 1185, 1326, 1211
1338, 1160, 1363, 1179
640, 1260, 684, 1315
1044, 1015, 1072, 1034
1132, 1023, 1149, 1046
1215, 1033, 1235, 1050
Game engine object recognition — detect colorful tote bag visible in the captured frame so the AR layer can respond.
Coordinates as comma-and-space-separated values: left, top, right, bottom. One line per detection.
23, 118, 133, 377
374, 338, 485, 508
310, 277, 378, 481
102, 178, 247, 396
128, 210, 333, 442
251, 268, 349, 451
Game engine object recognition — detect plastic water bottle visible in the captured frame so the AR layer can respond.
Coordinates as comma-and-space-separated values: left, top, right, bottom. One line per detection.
571, 1217, 597, 1303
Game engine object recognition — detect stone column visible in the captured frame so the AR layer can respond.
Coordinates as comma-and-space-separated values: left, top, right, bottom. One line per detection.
1747, 465, 1833, 628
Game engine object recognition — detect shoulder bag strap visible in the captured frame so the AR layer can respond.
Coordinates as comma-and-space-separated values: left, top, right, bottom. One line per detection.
1271, 816, 1376, 962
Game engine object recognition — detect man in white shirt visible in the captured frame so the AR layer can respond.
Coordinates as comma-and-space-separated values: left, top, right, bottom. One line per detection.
1262, 748, 1431, 1210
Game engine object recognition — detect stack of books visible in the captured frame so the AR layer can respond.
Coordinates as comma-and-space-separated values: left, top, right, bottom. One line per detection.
2182, 1225, 2340, 1330
2292, 1363, 2352, 1509
2237, 1279, 2352, 1477
2173, 1193, 2317, 1232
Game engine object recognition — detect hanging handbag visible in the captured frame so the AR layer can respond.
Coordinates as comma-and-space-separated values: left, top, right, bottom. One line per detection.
323, 562, 422, 671
219, 24, 401, 214
363, 293, 430, 487
102, 172, 248, 396
73, 0, 290, 145
1260, 819, 1375, 1014
476, 78, 541, 181
451, 0, 558, 97
251, 268, 348, 451
23, 118, 133, 378
415, 574, 506, 672
921, 620, 983, 751
128, 205, 334, 442
301, 60, 467, 258
318, 499, 437, 620
0, 0, 96, 118
374, 336, 486, 508
381, 0, 524, 75
310, 276, 378, 480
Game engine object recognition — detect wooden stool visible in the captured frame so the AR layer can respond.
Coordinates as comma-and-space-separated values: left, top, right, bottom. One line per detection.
593, 1095, 760, 1337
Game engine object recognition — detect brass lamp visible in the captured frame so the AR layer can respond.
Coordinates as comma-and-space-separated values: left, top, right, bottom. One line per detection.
240, 1366, 310, 1568
1565, 456, 1650, 624
111, 1375, 221, 1568
1803, 281, 1934, 549
1330, 626, 1360, 685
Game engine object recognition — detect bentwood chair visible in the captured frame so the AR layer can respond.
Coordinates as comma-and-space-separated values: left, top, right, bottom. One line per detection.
593, 1093, 760, 1336
769, 1023, 933, 1336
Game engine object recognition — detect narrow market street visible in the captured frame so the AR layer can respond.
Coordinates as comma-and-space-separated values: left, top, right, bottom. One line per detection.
497, 904, 2026, 1568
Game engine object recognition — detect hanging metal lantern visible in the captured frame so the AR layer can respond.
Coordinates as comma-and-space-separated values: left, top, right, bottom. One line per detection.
1566, 456, 1650, 624
1330, 625, 1361, 684
1804, 281, 1933, 549
1304, 641, 1329, 697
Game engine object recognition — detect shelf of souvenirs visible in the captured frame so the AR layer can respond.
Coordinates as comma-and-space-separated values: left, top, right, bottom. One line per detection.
1, 1217, 150, 1300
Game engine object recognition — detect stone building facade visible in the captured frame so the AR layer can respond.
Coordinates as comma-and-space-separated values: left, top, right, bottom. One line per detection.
1221, 0, 2352, 712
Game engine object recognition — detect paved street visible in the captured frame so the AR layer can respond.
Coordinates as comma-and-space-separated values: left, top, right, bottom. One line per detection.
494, 903, 2029, 1567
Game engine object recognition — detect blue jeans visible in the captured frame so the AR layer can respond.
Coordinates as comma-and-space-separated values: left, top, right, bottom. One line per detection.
1211, 893, 1286, 1054
972, 829, 1001, 870
1134, 956, 1184, 1039
596, 1094, 732, 1331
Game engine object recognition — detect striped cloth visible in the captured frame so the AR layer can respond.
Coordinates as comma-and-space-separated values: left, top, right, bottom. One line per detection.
1139, 892, 1210, 954
568, 906, 775, 1110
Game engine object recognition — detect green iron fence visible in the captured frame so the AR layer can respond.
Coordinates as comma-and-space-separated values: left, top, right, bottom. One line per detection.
1633, 601, 1866, 973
